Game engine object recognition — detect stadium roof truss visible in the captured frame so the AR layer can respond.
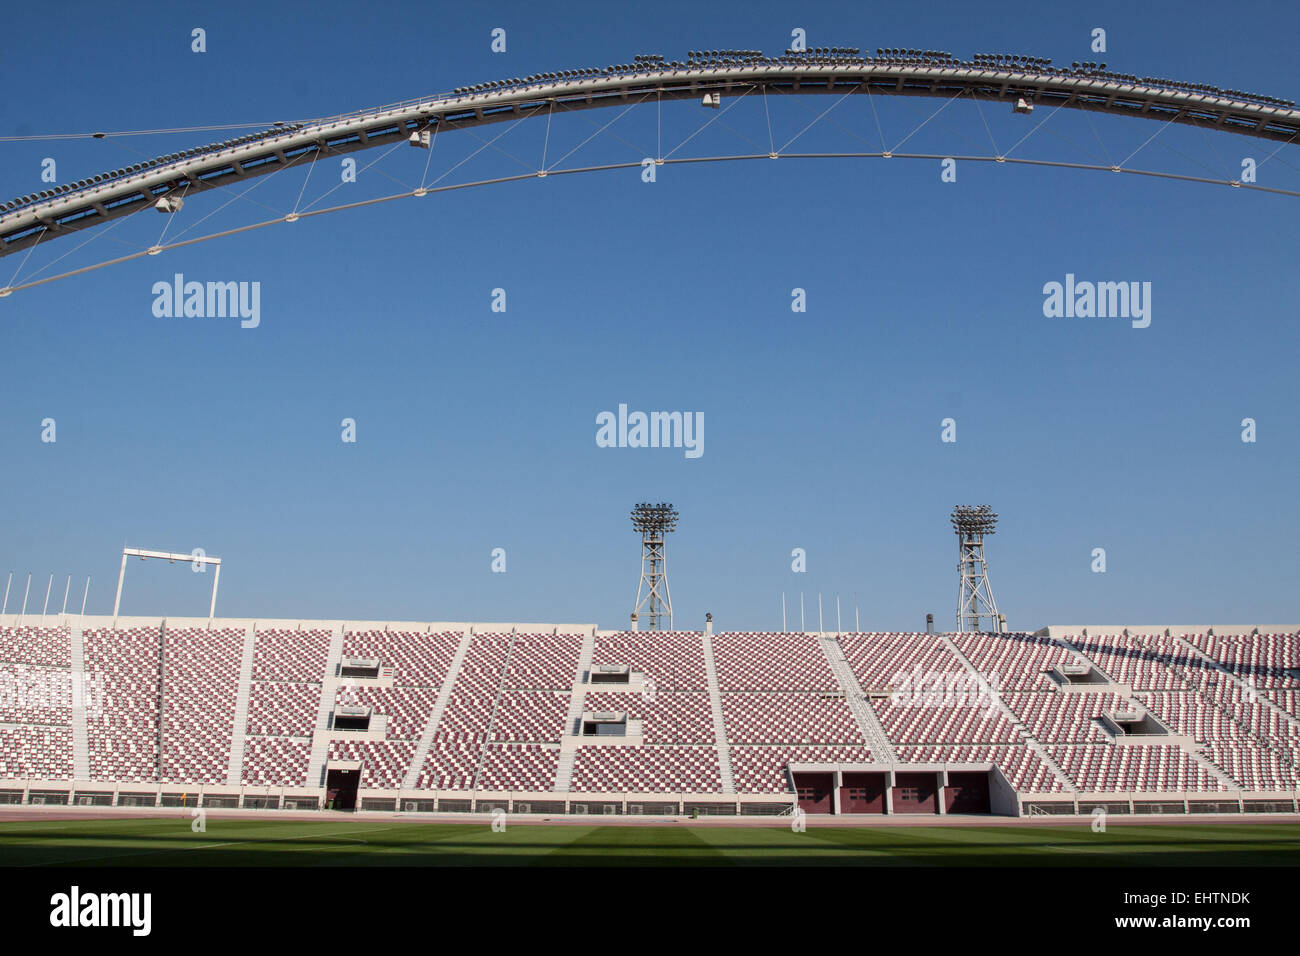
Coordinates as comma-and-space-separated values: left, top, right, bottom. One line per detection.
2, 51, 1299, 294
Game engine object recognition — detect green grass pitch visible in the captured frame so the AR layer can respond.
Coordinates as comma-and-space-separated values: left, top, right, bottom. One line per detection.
2, 817, 1300, 866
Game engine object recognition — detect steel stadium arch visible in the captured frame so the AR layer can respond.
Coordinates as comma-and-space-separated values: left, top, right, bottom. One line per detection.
2, 47, 1298, 293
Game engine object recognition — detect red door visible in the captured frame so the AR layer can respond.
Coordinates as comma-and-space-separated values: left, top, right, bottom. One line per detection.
891, 772, 939, 814
793, 772, 834, 813
839, 772, 887, 813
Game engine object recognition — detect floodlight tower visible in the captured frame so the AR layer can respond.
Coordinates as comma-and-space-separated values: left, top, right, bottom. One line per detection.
631, 502, 678, 630
951, 505, 1001, 632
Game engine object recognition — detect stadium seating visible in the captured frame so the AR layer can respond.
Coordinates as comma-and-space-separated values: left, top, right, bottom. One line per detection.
0, 662, 72, 724
1185, 632, 1300, 689
874, 698, 1021, 745
253, 628, 331, 681
731, 745, 873, 792
342, 629, 462, 686
416, 743, 482, 790
84, 627, 160, 782
950, 631, 1069, 690
894, 745, 1064, 793
247, 681, 320, 737
0, 626, 70, 668
571, 745, 722, 793
722, 692, 864, 744
0, 725, 73, 779
591, 631, 707, 690
1069, 633, 1195, 691
504, 633, 583, 689
4, 621, 1296, 810
1002, 691, 1125, 743
159, 627, 242, 784
840, 632, 966, 690
1049, 744, 1226, 792
1264, 689, 1300, 718
242, 737, 311, 786
478, 744, 561, 791
713, 631, 838, 691
327, 739, 417, 789
1202, 742, 1298, 791
334, 684, 437, 739
1140, 691, 1243, 743
583, 690, 713, 743
490, 691, 569, 742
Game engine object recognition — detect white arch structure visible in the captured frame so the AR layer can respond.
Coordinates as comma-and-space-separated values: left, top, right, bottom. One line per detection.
2, 49, 1296, 293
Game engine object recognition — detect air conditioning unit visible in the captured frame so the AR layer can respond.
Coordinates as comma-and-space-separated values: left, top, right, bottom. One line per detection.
515, 802, 531, 814
571, 803, 588, 814
409, 130, 432, 148
604, 804, 618, 815
629, 803, 643, 815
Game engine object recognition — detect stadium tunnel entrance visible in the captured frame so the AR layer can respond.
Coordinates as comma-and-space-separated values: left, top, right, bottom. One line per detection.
944, 771, 991, 813
790, 767, 1000, 815
325, 768, 360, 811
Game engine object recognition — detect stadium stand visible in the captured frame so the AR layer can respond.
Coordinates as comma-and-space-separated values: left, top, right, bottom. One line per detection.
713, 631, 838, 691
2, 617, 1296, 816
159, 627, 242, 784
722, 692, 864, 744
84, 626, 160, 783
582, 690, 714, 743
731, 745, 874, 792
247, 681, 319, 737
592, 630, 707, 690
0, 725, 73, 779
571, 744, 722, 793
0, 625, 71, 668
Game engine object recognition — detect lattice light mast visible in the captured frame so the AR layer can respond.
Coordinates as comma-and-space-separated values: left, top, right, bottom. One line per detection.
951, 505, 1002, 633
631, 503, 678, 631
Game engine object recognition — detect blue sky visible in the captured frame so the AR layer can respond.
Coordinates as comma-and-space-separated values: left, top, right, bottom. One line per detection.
0, 0, 1297, 630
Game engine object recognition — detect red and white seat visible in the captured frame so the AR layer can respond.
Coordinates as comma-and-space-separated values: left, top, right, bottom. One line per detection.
247, 681, 320, 737
722, 693, 864, 745
242, 737, 311, 786
326, 739, 417, 789
342, 630, 462, 686
591, 631, 707, 691
582, 691, 714, 743
730, 745, 873, 793
1049, 744, 1227, 792
713, 632, 838, 691
570, 745, 722, 793
252, 629, 332, 681
0, 626, 70, 668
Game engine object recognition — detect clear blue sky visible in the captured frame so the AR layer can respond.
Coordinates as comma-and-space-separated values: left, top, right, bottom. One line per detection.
1, 0, 1297, 630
